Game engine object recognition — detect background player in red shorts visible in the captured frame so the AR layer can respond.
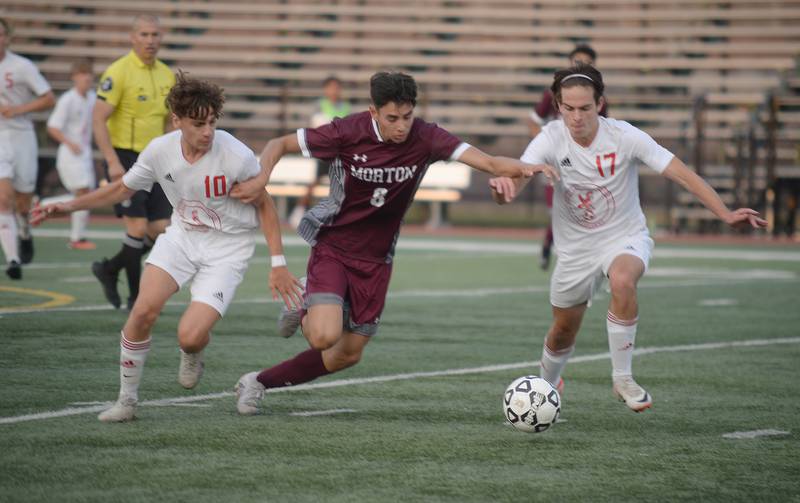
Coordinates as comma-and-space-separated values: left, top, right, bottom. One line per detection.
230, 71, 557, 415
528, 45, 607, 270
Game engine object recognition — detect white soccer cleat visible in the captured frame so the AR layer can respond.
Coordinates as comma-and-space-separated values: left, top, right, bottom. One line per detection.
612, 376, 653, 412
277, 276, 306, 338
235, 371, 265, 416
178, 350, 205, 389
98, 395, 137, 422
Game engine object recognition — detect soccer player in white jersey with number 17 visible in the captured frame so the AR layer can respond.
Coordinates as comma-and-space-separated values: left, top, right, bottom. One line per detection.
490, 64, 766, 412
32, 73, 304, 422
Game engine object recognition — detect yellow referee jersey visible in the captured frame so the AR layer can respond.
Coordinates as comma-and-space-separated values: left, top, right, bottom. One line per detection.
97, 51, 175, 153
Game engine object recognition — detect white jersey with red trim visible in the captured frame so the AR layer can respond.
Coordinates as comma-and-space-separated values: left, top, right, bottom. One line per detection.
122, 129, 261, 235
0, 51, 52, 131
521, 117, 674, 260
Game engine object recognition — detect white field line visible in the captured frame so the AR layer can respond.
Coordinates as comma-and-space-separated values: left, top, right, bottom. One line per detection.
1, 336, 798, 426
722, 429, 790, 439
698, 298, 739, 307
289, 408, 357, 417
2, 271, 797, 316
30, 228, 800, 262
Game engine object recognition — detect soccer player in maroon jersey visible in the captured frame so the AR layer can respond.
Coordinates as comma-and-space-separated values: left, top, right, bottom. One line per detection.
230, 71, 557, 415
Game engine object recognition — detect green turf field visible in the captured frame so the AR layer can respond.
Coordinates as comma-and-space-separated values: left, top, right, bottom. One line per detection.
1, 225, 798, 502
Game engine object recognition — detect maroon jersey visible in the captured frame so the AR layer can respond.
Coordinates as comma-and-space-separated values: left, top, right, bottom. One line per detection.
296, 111, 468, 263
530, 89, 609, 126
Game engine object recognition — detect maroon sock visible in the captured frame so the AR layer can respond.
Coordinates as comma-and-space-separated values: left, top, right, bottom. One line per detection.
256, 348, 331, 389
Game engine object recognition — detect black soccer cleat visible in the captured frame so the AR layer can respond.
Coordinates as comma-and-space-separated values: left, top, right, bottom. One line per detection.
5, 260, 22, 280
19, 237, 34, 264
92, 259, 121, 309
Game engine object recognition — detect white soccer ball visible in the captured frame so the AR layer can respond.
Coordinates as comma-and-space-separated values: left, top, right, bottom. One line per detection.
503, 375, 561, 433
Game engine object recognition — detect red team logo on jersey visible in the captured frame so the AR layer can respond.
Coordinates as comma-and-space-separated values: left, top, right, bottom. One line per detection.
563, 183, 616, 229
176, 200, 223, 232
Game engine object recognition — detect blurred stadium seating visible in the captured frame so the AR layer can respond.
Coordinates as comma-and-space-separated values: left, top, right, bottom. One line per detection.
2, 0, 798, 233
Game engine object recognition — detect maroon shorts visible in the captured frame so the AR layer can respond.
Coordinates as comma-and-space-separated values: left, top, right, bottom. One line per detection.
304, 242, 393, 336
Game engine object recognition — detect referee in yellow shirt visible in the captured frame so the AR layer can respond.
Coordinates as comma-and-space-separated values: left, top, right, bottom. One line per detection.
92, 14, 175, 309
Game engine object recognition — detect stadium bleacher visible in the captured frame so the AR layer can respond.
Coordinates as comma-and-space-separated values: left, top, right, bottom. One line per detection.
2, 0, 798, 232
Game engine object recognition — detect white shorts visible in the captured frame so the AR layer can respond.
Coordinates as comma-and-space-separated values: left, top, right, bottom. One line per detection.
145, 225, 256, 316
0, 129, 38, 193
550, 232, 654, 309
56, 145, 95, 192
0, 143, 12, 180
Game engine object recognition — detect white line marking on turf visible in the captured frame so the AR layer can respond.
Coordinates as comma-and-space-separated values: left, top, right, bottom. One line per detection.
1, 336, 798, 426
2, 272, 796, 316
289, 408, 357, 417
149, 403, 211, 408
61, 276, 99, 283
722, 429, 790, 439
31, 228, 800, 262
699, 298, 739, 307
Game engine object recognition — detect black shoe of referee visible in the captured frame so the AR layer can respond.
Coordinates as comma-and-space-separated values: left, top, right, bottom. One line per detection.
92, 259, 122, 309
19, 237, 34, 264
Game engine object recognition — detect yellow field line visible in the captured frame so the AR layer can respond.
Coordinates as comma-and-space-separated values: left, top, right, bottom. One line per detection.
0, 286, 75, 313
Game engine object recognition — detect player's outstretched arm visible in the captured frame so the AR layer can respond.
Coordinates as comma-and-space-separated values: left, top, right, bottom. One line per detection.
662, 157, 767, 230
459, 146, 559, 180
459, 146, 558, 204
255, 191, 304, 309
489, 176, 527, 205
30, 180, 135, 226
230, 133, 302, 204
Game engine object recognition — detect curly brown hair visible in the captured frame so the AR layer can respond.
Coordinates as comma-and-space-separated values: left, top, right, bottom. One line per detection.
166, 71, 225, 120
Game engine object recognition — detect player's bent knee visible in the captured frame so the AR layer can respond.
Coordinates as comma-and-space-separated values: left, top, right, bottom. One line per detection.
305, 327, 342, 351
608, 275, 638, 297
178, 331, 209, 353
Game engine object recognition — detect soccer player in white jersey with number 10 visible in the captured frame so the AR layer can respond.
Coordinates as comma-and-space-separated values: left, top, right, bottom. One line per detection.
490, 64, 766, 412
32, 73, 304, 422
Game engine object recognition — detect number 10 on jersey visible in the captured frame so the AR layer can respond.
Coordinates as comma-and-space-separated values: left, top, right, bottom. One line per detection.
204, 175, 227, 197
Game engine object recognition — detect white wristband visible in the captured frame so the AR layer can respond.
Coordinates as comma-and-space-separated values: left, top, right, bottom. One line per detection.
270, 255, 287, 268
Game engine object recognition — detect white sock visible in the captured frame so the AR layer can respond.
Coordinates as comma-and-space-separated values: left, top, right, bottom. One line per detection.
539, 341, 574, 387
0, 212, 20, 263
118, 331, 151, 402
607, 311, 638, 378
70, 210, 89, 242
15, 212, 30, 240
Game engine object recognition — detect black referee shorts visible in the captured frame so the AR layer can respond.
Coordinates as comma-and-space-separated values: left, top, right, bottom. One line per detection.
107, 148, 172, 221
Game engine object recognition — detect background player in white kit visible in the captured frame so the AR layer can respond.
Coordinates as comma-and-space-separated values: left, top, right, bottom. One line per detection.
0, 17, 55, 279
490, 64, 766, 412
32, 73, 304, 422
46, 60, 97, 250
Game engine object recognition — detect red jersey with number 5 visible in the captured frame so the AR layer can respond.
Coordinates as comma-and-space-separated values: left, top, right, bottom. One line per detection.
296, 111, 469, 263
